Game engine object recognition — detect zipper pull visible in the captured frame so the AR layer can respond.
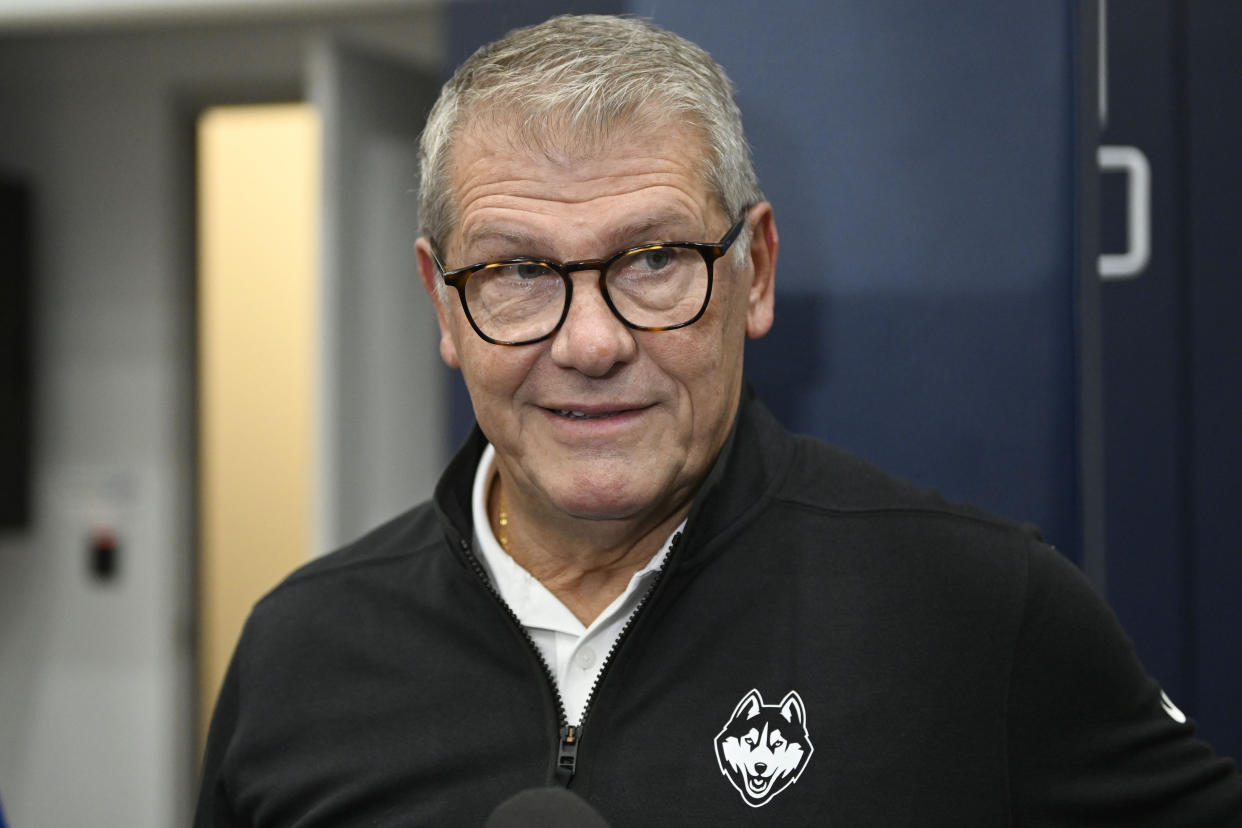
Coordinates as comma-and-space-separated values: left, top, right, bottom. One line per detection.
555, 725, 579, 786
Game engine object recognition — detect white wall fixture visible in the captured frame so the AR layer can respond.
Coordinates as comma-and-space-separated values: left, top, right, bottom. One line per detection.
1098, 144, 1152, 280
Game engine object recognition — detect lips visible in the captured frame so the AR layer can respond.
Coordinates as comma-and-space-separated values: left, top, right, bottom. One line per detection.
543, 402, 650, 420
552, 409, 622, 420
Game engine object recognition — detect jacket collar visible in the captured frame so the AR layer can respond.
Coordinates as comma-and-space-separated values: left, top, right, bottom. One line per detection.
433, 383, 793, 570
675, 383, 793, 567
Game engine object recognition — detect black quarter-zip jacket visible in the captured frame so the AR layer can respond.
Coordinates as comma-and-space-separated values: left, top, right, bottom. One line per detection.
195, 388, 1242, 827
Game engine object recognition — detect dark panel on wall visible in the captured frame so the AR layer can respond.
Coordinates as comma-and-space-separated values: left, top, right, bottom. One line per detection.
1185, 0, 1242, 761
1098, 0, 1188, 702
1100, 0, 1242, 760
0, 174, 33, 529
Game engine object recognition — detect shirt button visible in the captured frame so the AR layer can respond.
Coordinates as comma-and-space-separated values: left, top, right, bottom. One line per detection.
575, 647, 595, 670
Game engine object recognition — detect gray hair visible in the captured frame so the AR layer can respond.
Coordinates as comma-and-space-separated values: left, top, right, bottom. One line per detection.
417, 14, 763, 260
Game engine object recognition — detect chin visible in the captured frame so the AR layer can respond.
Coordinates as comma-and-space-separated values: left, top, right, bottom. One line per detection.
556, 492, 649, 522
547, 476, 659, 522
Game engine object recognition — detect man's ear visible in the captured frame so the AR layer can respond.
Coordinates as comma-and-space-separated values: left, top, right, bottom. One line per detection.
415, 237, 461, 370
743, 202, 778, 340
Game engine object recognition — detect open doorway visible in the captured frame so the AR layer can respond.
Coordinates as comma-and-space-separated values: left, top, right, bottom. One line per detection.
195, 101, 322, 747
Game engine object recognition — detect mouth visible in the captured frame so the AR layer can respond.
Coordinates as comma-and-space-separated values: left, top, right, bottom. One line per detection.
745, 775, 772, 796
550, 409, 625, 420
542, 403, 650, 421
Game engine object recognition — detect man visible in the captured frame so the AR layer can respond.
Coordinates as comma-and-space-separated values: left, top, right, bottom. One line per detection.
196, 14, 1242, 826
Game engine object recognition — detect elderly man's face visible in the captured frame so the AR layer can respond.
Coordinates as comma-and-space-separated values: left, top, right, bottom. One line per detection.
418, 122, 776, 528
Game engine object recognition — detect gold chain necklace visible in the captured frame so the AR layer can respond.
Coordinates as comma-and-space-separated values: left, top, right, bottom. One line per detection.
496, 483, 510, 553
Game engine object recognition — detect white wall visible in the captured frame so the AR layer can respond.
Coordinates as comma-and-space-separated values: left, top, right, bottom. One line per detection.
0, 12, 443, 826
307, 37, 445, 551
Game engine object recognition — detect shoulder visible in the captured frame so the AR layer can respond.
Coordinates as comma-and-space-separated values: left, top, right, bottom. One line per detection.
733, 391, 1042, 545
718, 404, 1059, 639
276, 502, 443, 588
712, 394, 1048, 606
765, 430, 1046, 594
240, 501, 448, 639
781, 431, 1040, 538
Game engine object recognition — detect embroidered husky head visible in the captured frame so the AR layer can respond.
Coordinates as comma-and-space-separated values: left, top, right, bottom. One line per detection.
714, 689, 814, 807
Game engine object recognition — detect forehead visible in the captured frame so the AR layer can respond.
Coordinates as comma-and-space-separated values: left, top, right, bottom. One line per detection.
444, 116, 719, 255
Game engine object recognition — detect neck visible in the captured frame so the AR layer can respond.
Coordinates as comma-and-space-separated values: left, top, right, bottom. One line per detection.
488, 473, 686, 625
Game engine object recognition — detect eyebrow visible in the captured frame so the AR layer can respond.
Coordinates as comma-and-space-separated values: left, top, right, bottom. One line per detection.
605, 210, 701, 247
459, 209, 703, 263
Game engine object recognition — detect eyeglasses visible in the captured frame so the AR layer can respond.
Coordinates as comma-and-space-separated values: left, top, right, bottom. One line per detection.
431, 216, 748, 346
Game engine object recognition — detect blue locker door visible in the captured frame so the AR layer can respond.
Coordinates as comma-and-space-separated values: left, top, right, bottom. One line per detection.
634, 1, 1084, 563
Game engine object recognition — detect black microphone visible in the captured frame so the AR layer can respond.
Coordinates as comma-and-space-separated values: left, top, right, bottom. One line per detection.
484, 787, 612, 828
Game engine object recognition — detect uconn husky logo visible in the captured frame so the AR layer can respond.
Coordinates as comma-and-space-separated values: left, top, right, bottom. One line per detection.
714, 689, 814, 807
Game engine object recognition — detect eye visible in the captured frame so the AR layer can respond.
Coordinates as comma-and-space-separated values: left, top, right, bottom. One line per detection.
514, 262, 553, 279
744, 736, 756, 747
771, 738, 785, 749
637, 248, 672, 270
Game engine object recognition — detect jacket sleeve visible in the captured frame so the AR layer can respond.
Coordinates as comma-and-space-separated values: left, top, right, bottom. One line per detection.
194, 638, 244, 828
1006, 543, 1242, 825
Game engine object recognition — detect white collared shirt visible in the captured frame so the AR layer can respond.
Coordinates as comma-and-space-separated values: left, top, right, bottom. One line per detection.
470, 444, 683, 726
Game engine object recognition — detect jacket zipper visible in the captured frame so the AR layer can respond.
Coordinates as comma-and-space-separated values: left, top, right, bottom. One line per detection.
457, 531, 683, 787
567, 530, 681, 779
457, 536, 570, 726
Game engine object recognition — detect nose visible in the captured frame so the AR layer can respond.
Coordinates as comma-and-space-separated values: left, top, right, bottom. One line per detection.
549, 272, 637, 376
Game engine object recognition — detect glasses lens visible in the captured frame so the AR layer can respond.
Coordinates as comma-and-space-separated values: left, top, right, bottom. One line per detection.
605, 246, 709, 329
464, 261, 566, 343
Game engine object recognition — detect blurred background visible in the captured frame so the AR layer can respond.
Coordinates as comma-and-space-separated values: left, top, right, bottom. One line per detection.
0, 0, 1237, 824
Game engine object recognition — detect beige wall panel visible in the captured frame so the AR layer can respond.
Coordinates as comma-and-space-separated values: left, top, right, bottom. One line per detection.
197, 104, 320, 744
